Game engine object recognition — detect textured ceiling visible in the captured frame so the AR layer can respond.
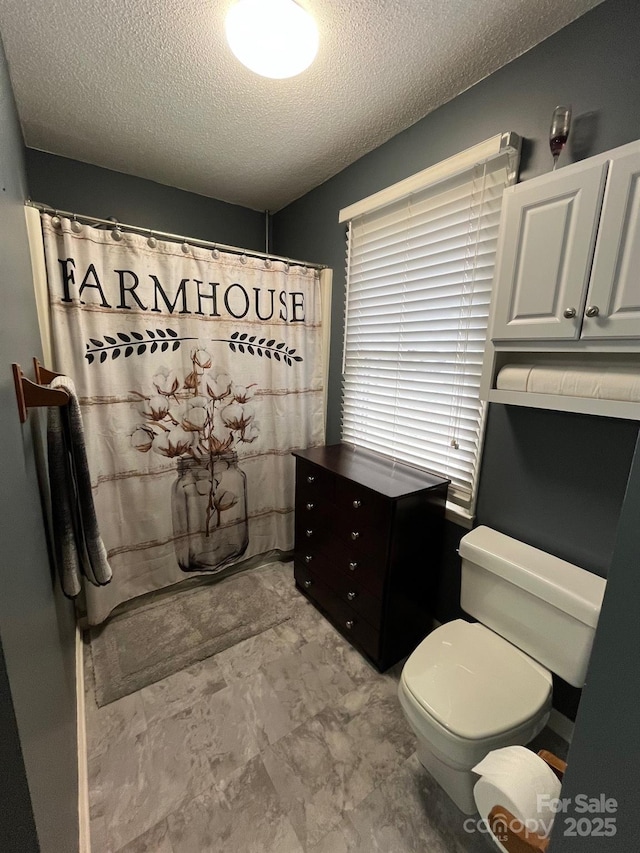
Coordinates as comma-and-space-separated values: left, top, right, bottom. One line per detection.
0, 0, 602, 211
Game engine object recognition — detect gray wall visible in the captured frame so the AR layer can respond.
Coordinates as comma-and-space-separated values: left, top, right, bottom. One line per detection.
25, 149, 266, 252
476, 405, 638, 578
0, 37, 78, 853
0, 637, 38, 852
551, 434, 640, 851
272, 0, 640, 721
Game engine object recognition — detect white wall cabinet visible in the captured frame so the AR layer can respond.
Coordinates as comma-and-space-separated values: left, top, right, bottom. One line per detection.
491, 141, 640, 342
481, 139, 640, 420
582, 147, 640, 339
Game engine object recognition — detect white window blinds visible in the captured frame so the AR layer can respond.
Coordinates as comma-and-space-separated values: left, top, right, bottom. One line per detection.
341, 145, 519, 510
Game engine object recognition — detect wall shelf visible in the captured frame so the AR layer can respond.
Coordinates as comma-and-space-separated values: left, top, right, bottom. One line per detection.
487, 388, 640, 421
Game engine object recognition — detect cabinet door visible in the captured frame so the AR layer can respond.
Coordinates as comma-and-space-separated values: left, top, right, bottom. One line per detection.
491, 160, 608, 340
582, 147, 640, 339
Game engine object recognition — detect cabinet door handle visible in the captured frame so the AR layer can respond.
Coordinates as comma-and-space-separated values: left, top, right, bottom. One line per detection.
349, 561, 358, 571
347, 591, 357, 601
585, 305, 600, 318
345, 620, 354, 630
306, 502, 314, 511
304, 555, 313, 563
305, 529, 313, 538
306, 475, 315, 483
352, 499, 362, 509
303, 579, 312, 588
563, 307, 577, 319
351, 531, 360, 540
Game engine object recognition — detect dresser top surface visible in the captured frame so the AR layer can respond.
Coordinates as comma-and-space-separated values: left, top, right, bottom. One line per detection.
293, 444, 449, 499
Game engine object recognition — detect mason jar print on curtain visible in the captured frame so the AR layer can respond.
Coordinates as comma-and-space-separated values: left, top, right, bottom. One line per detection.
129, 346, 261, 572
41, 214, 325, 624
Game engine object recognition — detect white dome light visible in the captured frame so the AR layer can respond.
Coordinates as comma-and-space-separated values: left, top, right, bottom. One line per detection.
225, 0, 319, 79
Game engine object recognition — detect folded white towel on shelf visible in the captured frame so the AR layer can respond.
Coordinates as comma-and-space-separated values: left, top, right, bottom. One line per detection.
496, 363, 640, 403
47, 375, 112, 598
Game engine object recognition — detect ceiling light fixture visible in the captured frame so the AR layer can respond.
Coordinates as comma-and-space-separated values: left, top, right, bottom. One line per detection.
225, 0, 319, 80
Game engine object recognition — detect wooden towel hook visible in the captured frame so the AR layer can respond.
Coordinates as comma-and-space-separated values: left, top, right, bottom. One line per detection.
487, 750, 567, 853
488, 806, 551, 852
12, 360, 69, 423
33, 356, 64, 385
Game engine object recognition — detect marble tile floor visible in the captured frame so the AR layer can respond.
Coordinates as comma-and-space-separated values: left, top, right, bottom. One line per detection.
85, 561, 568, 853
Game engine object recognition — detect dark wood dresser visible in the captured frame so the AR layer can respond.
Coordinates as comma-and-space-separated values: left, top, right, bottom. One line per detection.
293, 444, 449, 671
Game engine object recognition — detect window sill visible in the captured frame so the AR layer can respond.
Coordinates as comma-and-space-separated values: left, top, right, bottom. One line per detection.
445, 502, 474, 529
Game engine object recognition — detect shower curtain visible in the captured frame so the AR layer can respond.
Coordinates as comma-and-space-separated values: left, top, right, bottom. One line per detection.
32, 212, 327, 624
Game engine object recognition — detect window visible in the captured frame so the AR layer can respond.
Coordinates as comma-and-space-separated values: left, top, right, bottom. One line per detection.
340, 134, 520, 516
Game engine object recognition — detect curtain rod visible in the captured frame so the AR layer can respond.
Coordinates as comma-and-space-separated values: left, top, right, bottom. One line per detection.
26, 201, 326, 271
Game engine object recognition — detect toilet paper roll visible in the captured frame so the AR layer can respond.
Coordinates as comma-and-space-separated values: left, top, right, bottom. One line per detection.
473, 746, 561, 853
495, 364, 534, 392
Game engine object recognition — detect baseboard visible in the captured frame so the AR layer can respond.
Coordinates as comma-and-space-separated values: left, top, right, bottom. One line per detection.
75, 624, 91, 853
548, 707, 575, 744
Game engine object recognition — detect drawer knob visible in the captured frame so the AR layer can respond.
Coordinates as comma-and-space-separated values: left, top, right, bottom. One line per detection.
352, 499, 362, 509
306, 502, 314, 511
351, 531, 360, 540
303, 579, 312, 588
349, 561, 358, 571
306, 475, 315, 484
345, 620, 354, 630
585, 305, 600, 318
347, 591, 357, 601
563, 307, 577, 319
304, 555, 313, 564
305, 529, 313, 538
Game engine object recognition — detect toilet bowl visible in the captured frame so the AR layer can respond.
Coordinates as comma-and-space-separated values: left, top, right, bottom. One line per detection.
398, 527, 605, 814
398, 619, 552, 813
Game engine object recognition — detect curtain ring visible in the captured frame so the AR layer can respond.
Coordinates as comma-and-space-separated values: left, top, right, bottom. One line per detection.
284, 260, 290, 273
240, 253, 247, 264
212, 245, 220, 260
51, 210, 61, 228
148, 230, 157, 248
70, 215, 83, 234
181, 241, 190, 254
111, 226, 123, 242
264, 258, 272, 269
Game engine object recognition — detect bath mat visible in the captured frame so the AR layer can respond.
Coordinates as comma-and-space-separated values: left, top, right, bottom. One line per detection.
90, 562, 295, 706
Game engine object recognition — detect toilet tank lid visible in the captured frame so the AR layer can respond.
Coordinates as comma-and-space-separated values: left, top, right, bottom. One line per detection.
459, 527, 606, 628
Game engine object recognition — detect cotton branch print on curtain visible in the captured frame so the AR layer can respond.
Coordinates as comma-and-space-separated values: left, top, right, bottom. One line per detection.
42, 215, 324, 625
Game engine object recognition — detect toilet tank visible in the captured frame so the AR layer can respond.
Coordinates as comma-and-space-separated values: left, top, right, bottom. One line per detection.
459, 527, 606, 687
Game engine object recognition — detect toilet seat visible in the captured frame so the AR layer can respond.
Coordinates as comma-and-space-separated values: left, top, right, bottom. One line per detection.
399, 671, 551, 771
402, 620, 552, 740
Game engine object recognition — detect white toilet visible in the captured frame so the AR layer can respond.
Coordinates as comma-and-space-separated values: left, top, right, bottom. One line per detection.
398, 526, 606, 814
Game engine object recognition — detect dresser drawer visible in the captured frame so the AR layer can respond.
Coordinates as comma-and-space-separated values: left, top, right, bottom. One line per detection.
293, 546, 325, 574
295, 493, 330, 537
296, 459, 335, 504
295, 535, 387, 598
294, 560, 316, 594
301, 555, 383, 628
294, 510, 330, 547
320, 548, 386, 598
335, 479, 392, 530
295, 563, 380, 660
333, 522, 389, 561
